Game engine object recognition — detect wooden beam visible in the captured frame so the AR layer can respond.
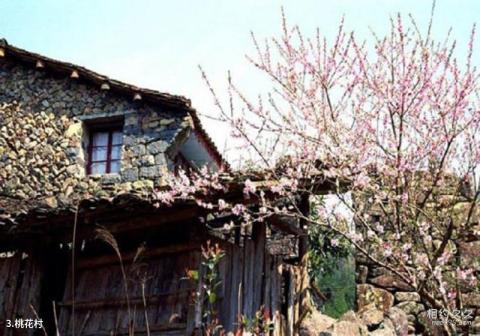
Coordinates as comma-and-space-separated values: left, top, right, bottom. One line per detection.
19, 203, 203, 243
35, 60, 44, 69
194, 263, 205, 329
77, 242, 200, 269
0, 47, 5, 57
58, 290, 193, 309
269, 215, 304, 235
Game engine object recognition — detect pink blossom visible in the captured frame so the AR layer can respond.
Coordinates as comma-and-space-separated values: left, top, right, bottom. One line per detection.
415, 253, 429, 266
437, 251, 452, 266
375, 223, 384, 233
243, 179, 257, 196
354, 173, 370, 188
155, 191, 175, 205
232, 204, 246, 216
447, 290, 457, 300
218, 199, 227, 211
367, 230, 375, 238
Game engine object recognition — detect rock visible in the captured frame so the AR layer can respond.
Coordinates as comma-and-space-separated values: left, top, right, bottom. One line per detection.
385, 307, 409, 336
472, 315, 480, 333
43, 196, 58, 208
132, 180, 154, 190
100, 173, 121, 185
160, 118, 175, 126
462, 292, 480, 307
370, 275, 413, 291
146, 140, 168, 154
139, 165, 163, 178
124, 115, 137, 127
148, 120, 159, 128
65, 122, 82, 138
299, 308, 408, 336
140, 154, 155, 165
358, 265, 368, 284
119, 182, 132, 192
121, 168, 138, 182
154, 153, 166, 165
131, 144, 146, 156
395, 301, 425, 316
369, 327, 396, 336
406, 325, 416, 334
358, 306, 384, 327
319, 320, 368, 336
94, 189, 109, 198
395, 292, 420, 303
338, 310, 361, 324
357, 284, 394, 312
300, 310, 335, 335
417, 312, 447, 336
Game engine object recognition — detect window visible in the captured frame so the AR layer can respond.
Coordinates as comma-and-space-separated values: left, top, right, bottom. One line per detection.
87, 128, 123, 175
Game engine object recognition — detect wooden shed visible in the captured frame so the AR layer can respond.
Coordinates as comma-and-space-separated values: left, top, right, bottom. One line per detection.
0, 185, 313, 336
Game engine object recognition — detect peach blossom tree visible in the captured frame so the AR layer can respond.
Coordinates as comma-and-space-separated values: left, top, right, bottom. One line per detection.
157, 10, 480, 334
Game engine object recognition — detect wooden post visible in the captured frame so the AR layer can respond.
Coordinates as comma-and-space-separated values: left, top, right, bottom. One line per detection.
252, 222, 266, 313
193, 263, 205, 331
263, 253, 272, 315
297, 195, 311, 321
272, 260, 282, 336
287, 269, 295, 336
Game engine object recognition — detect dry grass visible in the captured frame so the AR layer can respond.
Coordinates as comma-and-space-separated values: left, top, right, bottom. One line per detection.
95, 227, 133, 336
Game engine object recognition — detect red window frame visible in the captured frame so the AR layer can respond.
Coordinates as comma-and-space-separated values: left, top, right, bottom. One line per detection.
87, 126, 123, 175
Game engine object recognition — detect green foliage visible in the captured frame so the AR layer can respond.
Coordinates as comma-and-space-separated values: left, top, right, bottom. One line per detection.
239, 305, 273, 335
200, 241, 225, 323
185, 240, 225, 335
308, 197, 356, 318
315, 257, 355, 318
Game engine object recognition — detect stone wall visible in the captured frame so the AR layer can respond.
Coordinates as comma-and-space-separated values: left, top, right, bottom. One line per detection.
0, 58, 191, 213
356, 235, 480, 335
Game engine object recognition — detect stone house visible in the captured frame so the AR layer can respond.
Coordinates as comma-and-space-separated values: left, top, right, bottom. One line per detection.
0, 38, 225, 205
0, 40, 316, 336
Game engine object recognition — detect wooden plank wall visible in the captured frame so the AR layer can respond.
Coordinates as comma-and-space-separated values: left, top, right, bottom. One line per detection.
0, 252, 45, 336
0, 254, 21, 335
217, 224, 300, 336
0, 231, 303, 336
57, 246, 201, 336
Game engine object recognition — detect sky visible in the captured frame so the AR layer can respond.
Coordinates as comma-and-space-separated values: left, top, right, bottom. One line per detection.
1, 0, 479, 164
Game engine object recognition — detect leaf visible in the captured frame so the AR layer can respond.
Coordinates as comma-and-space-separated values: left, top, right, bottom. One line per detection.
190, 270, 199, 281
208, 292, 217, 304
